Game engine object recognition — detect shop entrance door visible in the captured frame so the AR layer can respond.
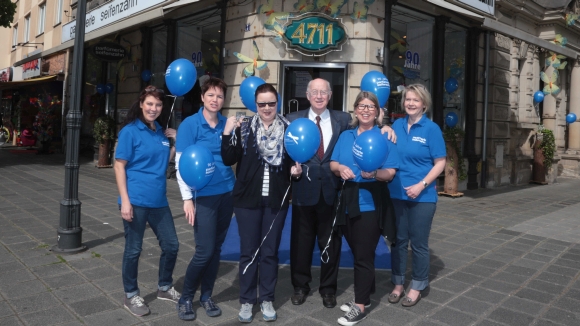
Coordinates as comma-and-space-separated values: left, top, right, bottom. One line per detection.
280, 63, 347, 115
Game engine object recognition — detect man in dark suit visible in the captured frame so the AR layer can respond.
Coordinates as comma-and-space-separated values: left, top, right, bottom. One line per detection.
286, 78, 351, 308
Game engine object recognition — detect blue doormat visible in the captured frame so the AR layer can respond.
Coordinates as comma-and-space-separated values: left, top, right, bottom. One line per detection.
220, 205, 392, 270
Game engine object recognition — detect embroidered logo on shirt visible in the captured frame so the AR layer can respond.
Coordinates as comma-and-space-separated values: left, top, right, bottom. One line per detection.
412, 136, 426, 144
162, 141, 170, 147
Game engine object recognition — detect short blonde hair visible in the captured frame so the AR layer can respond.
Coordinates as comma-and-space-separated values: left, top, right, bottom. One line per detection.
350, 91, 381, 128
401, 84, 432, 113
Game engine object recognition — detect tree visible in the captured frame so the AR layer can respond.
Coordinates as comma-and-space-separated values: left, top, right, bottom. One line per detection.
0, 0, 17, 29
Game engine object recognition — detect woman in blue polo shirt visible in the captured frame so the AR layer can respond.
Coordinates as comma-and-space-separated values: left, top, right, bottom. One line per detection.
114, 85, 181, 317
387, 84, 446, 307
174, 77, 235, 321
330, 91, 399, 326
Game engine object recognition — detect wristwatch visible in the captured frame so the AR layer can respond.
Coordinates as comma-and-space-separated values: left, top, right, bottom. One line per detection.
422, 180, 428, 188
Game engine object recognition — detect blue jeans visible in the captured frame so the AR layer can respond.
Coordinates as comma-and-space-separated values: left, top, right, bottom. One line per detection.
122, 205, 179, 298
235, 199, 287, 304
180, 192, 233, 303
390, 199, 436, 291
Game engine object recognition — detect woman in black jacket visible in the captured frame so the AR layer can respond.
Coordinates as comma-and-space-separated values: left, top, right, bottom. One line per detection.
221, 83, 301, 323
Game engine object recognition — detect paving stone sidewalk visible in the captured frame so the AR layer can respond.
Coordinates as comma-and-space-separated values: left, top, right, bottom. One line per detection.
0, 148, 579, 326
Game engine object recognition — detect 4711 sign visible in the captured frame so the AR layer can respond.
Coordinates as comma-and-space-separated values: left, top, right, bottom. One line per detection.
282, 13, 347, 56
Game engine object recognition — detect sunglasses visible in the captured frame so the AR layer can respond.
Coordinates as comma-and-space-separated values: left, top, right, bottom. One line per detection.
256, 102, 277, 108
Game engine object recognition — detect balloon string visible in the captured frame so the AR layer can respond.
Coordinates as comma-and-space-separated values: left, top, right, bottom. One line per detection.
301, 164, 311, 181
242, 179, 292, 275
166, 95, 176, 130
320, 180, 345, 264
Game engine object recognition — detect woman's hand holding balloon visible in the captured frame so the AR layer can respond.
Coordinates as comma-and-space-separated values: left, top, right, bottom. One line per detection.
291, 162, 302, 178
361, 170, 377, 179
183, 200, 196, 226
224, 116, 241, 135
164, 128, 176, 140
338, 165, 356, 180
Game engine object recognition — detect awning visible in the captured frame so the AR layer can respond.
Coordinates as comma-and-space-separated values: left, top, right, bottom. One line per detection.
482, 18, 578, 58
163, 0, 200, 10
426, 0, 485, 20
0, 75, 59, 90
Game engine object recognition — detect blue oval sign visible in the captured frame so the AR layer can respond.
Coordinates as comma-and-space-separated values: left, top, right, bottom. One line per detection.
282, 13, 347, 56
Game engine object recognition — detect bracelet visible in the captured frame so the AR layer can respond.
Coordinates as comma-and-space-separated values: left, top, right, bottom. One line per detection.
422, 180, 427, 188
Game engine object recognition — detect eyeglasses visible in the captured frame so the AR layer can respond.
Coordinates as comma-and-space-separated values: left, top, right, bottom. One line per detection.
307, 90, 330, 96
256, 102, 277, 108
356, 104, 377, 111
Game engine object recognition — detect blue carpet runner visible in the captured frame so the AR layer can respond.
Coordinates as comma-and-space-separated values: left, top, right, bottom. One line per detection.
220, 205, 392, 270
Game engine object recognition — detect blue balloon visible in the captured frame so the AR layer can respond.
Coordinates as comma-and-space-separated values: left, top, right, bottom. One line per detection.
141, 69, 152, 82
284, 118, 321, 163
96, 84, 105, 94
105, 83, 114, 94
360, 71, 391, 108
445, 112, 458, 128
239, 76, 266, 113
533, 91, 544, 103
445, 77, 459, 94
566, 113, 577, 124
352, 130, 389, 172
165, 59, 197, 96
179, 145, 215, 191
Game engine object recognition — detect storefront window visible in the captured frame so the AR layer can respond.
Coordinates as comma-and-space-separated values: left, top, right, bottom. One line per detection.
175, 9, 222, 124
81, 51, 104, 136
387, 6, 434, 122
443, 24, 467, 130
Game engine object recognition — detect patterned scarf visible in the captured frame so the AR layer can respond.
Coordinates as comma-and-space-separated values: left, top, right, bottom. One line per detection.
240, 114, 289, 169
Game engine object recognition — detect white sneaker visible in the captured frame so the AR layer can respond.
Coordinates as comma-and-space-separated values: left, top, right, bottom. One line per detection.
238, 303, 253, 323
260, 301, 277, 321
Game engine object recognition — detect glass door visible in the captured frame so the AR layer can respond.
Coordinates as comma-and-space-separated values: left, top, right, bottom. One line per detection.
280, 63, 347, 115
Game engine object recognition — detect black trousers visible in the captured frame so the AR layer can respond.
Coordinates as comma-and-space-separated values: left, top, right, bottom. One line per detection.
341, 211, 381, 305
235, 201, 288, 304
290, 193, 341, 295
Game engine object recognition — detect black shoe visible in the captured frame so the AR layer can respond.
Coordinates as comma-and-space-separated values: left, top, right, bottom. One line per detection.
291, 289, 308, 305
322, 294, 337, 308
338, 304, 367, 326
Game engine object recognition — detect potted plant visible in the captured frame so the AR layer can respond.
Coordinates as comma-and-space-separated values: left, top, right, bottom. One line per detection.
442, 126, 466, 196
93, 115, 116, 167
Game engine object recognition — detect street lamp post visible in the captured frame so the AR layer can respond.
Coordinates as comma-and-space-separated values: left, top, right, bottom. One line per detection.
54, 0, 88, 253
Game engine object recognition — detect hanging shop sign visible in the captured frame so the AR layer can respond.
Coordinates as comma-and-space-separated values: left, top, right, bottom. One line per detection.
281, 13, 348, 56
22, 59, 42, 80
61, 0, 165, 43
91, 42, 126, 61
0, 67, 13, 82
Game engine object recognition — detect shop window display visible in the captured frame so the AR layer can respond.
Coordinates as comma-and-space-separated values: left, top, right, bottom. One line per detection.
443, 25, 467, 130
387, 6, 434, 123
174, 9, 222, 125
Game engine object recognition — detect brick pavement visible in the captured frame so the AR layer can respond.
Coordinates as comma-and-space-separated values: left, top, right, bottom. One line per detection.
0, 147, 579, 325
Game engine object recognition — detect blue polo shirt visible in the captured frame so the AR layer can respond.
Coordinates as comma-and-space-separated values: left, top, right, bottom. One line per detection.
176, 108, 234, 197
331, 126, 399, 212
116, 119, 170, 208
388, 114, 446, 203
